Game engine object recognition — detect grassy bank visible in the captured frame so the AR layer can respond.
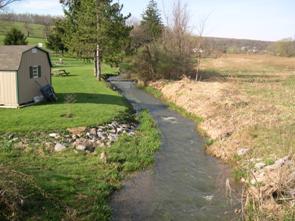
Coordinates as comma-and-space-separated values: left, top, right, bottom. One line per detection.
0, 56, 161, 220
0, 57, 124, 133
0, 110, 160, 220
143, 86, 203, 124
145, 54, 295, 220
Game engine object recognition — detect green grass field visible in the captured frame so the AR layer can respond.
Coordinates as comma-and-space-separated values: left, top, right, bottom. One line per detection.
0, 110, 160, 220
0, 34, 47, 46
0, 57, 124, 133
0, 20, 47, 46
0, 20, 47, 38
0, 56, 160, 220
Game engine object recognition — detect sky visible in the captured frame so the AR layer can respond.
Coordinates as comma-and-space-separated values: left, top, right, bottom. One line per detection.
8, 0, 295, 41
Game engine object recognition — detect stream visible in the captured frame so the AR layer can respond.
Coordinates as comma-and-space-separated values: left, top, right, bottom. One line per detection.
110, 79, 239, 221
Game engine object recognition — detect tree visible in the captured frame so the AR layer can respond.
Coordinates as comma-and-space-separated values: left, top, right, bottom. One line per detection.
269, 38, 295, 57
43, 23, 51, 38
61, 0, 132, 80
131, 0, 194, 82
46, 19, 67, 54
46, 32, 67, 55
4, 28, 27, 45
125, 18, 146, 54
0, 0, 19, 9
141, 0, 163, 42
24, 21, 32, 37
194, 16, 208, 81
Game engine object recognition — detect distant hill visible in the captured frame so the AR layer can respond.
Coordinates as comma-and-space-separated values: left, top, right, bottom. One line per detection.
203, 36, 273, 54
202, 37, 273, 56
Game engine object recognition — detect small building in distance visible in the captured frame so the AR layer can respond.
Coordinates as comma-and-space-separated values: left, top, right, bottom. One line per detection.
0, 46, 52, 108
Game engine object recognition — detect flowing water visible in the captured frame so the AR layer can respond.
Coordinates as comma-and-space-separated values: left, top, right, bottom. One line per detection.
110, 80, 239, 221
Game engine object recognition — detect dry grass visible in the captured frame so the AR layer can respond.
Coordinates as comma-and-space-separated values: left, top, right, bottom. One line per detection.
202, 54, 295, 74
149, 54, 295, 220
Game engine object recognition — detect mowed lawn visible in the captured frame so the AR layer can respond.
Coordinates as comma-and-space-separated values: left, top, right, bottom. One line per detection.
0, 35, 46, 46
0, 111, 160, 221
0, 56, 160, 220
0, 57, 127, 133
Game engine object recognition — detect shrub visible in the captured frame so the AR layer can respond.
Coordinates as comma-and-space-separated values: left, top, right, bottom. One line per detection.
4, 28, 28, 45
268, 39, 295, 57
131, 35, 195, 82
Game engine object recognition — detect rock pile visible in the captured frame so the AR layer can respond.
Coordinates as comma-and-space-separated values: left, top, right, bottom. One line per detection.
245, 156, 295, 213
51, 121, 137, 153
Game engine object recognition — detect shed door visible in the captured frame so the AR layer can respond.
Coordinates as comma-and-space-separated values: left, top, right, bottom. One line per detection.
0, 71, 18, 106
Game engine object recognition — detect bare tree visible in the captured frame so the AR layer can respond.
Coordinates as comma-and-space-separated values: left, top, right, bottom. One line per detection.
171, 0, 190, 57
160, 0, 195, 79
0, 13, 58, 25
0, 0, 19, 9
194, 16, 209, 81
24, 21, 32, 37
43, 23, 51, 38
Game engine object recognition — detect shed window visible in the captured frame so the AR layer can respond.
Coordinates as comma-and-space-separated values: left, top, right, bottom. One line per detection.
30, 66, 41, 79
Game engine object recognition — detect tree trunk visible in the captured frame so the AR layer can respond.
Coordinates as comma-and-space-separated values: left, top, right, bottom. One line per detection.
95, 44, 101, 81
145, 45, 155, 80
95, 0, 101, 81
195, 54, 201, 81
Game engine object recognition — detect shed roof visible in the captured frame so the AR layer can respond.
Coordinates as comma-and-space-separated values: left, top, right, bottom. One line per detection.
0, 45, 52, 71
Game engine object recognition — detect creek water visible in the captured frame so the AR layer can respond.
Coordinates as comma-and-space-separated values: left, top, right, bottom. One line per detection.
110, 80, 239, 221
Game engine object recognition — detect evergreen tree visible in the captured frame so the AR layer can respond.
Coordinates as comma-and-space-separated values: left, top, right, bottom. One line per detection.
141, 0, 163, 42
61, 0, 132, 80
4, 28, 28, 45
46, 20, 67, 54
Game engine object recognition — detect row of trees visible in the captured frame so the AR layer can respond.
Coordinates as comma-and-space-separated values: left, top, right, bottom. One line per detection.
0, 13, 59, 25
47, 0, 205, 82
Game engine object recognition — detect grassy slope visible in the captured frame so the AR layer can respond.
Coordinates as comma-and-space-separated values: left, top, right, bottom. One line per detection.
0, 20, 47, 38
0, 57, 124, 133
0, 34, 46, 46
0, 111, 160, 221
0, 20, 47, 46
144, 86, 204, 124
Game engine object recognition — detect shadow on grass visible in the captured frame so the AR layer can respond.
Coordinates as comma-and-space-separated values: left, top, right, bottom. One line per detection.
55, 93, 128, 106
52, 74, 79, 78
